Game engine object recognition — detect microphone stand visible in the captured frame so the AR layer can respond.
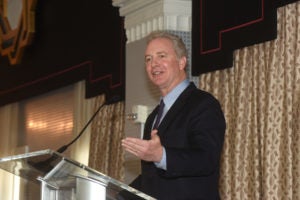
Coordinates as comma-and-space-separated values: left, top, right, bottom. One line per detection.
29, 96, 120, 172
57, 95, 120, 153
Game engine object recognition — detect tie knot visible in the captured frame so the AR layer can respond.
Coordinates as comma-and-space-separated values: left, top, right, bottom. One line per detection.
159, 99, 165, 107
158, 99, 165, 114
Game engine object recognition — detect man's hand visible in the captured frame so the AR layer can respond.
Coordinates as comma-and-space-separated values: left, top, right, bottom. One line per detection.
122, 130, 163, 162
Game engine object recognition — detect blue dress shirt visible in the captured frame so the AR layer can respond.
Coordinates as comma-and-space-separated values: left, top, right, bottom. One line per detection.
154, 79, 190, 170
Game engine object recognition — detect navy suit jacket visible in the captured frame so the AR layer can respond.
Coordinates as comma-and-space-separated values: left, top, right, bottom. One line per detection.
130, 82, 226, 200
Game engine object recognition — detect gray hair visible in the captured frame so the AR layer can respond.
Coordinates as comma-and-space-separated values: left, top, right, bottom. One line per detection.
146, 31, 188, 60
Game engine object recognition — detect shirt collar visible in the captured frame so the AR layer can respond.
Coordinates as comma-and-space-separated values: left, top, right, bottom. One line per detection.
162, 79, 189, 111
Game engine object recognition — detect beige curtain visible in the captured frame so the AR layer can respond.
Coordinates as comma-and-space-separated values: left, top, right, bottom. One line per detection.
88, 95, 125, 181
199, 2, 300, 199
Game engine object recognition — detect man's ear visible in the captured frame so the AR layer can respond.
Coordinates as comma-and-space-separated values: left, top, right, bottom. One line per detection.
179, 56, 187, 70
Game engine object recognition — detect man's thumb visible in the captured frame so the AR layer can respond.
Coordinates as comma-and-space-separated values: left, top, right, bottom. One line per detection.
151, 129, 158, 138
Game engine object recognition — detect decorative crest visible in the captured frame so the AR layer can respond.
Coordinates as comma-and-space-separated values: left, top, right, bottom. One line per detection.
0, 0, 36, 65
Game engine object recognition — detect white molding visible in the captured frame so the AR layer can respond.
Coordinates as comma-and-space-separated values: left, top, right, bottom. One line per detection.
112, 0, 192, 43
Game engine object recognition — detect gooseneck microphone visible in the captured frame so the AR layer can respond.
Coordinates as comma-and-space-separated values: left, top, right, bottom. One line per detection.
28, 96, 120, 173
56, 95, 120, 154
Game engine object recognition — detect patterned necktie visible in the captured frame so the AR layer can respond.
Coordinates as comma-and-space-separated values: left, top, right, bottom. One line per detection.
153, 99, 165, 129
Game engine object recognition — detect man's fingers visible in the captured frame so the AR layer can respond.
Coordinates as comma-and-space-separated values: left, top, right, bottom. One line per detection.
122, 137, 145, 149
122, 137, 147, 155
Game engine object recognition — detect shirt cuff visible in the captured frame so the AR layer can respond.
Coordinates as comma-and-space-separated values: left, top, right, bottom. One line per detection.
154, 147, 167, 170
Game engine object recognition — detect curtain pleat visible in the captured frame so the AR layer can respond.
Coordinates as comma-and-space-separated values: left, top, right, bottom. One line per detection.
88, 95, 125, 181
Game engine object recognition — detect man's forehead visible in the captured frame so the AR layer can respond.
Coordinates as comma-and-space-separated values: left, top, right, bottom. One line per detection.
145, 50, 168, 56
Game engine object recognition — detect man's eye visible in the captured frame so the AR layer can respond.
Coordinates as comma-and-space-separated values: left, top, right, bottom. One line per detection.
145, 57, 152, 63
158, 54, 165, 58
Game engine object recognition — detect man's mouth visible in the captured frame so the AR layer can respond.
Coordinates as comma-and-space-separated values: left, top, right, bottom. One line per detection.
152, 71, 162, 76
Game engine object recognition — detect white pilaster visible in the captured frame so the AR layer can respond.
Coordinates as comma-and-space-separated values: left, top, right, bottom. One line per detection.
112, 0, 192, 43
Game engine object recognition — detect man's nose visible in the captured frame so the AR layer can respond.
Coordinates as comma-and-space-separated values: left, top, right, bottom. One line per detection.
151, 57, 159, 67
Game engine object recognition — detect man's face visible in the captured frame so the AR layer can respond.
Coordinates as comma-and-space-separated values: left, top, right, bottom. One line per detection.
144, 38, 186, 94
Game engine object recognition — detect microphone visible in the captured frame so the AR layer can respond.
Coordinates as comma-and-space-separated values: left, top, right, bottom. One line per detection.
56, 95, 120, 154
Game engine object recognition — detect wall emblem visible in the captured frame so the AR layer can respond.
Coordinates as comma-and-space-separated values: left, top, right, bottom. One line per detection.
0, 0, 36, 65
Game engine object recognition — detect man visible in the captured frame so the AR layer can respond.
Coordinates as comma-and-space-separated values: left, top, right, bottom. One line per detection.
122, 31, 226, 200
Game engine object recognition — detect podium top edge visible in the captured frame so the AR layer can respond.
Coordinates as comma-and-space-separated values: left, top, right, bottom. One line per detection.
0, 149, 57, 162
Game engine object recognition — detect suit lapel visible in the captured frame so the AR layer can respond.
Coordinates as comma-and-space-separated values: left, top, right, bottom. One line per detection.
144, 105, 159, 140
157, 83, 197, 136
144, 82, 197, 140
